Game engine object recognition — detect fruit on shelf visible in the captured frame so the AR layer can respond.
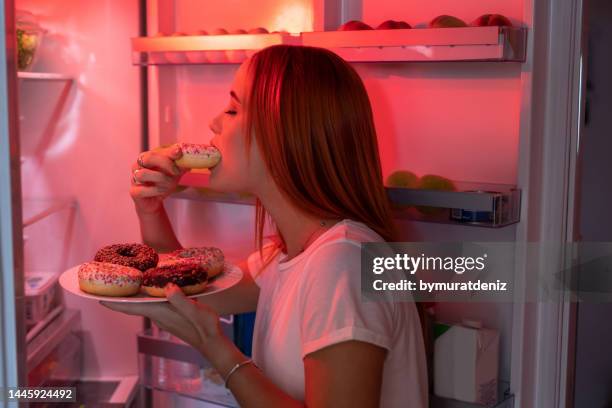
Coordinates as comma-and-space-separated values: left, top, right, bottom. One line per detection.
338, 20, 374, 31
248, 27, 269, 34
471, 14, 513, 27
429, 15, 468, 28
377, 20, 412, 30
186, 30, 208, 63
386, 170, 419, 210
386, 170, 419, 188
149, 32, 169, 64
165, 32, 188, 63
227, 29, 248, 63
415, 174, 457, 215
207, 28, 229, 63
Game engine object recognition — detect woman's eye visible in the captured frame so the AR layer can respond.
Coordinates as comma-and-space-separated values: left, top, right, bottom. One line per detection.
224, 110, 237, 115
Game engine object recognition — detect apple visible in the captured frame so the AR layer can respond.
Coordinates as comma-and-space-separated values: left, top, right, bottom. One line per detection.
377, 20, 412, 30
415, 174, 456, 215
227, 29, 247, 63
429, 15, 468, 28
186, 30, 209, 63
338, 20, 373, 31
386, 170, 419, 188
471, 14, 513, 27
208, 28, 229, 63
165, 32, 188, 64
248, 27, 269, 34
386, 170, 419, 210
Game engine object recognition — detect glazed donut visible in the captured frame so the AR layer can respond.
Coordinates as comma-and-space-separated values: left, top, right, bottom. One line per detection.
142, 263, 208, 297
94, 243, 158, 272
175, 143, 221, 169
160, 246, 225, 278
78, 261, 142, 297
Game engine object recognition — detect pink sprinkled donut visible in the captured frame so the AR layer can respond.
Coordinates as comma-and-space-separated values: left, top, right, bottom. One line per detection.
78, 261, 142, 297
175, 143, 221, 169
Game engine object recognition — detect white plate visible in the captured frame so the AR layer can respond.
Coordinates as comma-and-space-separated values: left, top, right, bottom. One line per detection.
58, 262, 242, 303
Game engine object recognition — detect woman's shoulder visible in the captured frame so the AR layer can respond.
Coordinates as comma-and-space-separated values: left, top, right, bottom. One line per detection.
317, 219, 385, 247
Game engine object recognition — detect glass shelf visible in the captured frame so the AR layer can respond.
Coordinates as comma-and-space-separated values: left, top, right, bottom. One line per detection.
22, 198, 77, 228
431, 381, 514, 407
131, 27, 526, 65
17, 72, 73, 81
172, 172, 520, 227
131, 32, 300, 65
302, 26, 527, 62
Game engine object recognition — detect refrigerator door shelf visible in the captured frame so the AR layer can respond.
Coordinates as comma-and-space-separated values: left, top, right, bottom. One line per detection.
431, 380, 514, 408
131, 32, 300, 66
22, 197, 76, 228
138, 325, 238, 407
26, 309, 81, 377
302, 27, 527, 63
174, 172, 520, 227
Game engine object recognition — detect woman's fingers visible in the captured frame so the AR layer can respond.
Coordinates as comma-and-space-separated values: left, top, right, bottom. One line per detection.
137, 146, 183, 177
99, 301, 153, 317
165, 284, 220, 340
133, 168, 175, 186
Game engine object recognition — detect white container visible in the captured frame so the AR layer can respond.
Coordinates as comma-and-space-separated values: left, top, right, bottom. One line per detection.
434, 321, 500, 406
24, 272, 59, 325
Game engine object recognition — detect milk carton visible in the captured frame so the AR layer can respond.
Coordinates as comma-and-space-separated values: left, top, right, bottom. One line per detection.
433, 321, 500, 405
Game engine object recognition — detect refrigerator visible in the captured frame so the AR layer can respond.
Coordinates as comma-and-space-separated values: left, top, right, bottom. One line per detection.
0, 0, 600, 407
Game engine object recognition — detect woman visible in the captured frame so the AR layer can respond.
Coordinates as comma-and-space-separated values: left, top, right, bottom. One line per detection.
102, 45, 428, 407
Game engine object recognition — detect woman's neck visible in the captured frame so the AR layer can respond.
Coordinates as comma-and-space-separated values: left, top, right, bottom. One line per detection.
255, 181, 338, 259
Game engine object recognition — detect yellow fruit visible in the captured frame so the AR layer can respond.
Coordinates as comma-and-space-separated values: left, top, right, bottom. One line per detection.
415, 174, 456, 215
386, 170, 419, 188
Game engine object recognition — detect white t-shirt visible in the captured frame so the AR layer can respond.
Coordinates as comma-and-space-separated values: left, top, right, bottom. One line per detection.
247, 219, 428, 407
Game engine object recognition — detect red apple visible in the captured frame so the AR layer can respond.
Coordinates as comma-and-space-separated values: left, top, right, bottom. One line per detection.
248, 27, 269, 34
429, 15, 468, 28
230, 29, 247, 34
211, 28, 228, 35
338, 20, 373, 31
471, 14, 513, 27
377, 20, 412, 30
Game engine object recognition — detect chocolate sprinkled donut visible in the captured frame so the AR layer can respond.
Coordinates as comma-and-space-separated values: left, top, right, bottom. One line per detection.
94, 243, 158, 272
143, 263, 208, 288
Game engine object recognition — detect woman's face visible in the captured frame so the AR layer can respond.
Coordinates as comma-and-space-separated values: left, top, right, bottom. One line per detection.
208, 59, 266, 193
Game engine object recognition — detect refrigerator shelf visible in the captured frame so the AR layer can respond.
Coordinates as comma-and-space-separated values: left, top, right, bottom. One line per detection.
302, 26, 527, 62
130, 27, 526, 65
26, 309, 80, 371
22, 197, 77, 228
138, 326, 238, 407
388, 182, 521, 228
431, 380, 514, 407
131, 32, 300, 65
174, 172, 520, 227
17, 72, 73, 81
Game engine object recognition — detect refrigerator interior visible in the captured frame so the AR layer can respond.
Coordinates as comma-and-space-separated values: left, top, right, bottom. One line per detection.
14, 0, 534, 405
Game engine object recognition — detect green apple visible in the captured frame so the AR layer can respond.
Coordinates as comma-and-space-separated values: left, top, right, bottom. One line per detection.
415, 174, 456, 215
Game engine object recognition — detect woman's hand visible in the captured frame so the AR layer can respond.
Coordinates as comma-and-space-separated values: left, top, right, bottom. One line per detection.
130, 144, 188, 215
100, 284, 223, 356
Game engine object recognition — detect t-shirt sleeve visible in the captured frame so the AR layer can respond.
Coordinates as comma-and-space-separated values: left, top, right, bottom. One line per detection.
246, 241, 279, 287
299, 241, 396, 358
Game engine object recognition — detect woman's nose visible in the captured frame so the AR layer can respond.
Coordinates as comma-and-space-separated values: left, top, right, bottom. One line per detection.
209, 113, 222, 135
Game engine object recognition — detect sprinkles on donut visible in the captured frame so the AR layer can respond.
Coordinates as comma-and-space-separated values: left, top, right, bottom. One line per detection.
94, 243, 158, 272
142, 262, 208, 297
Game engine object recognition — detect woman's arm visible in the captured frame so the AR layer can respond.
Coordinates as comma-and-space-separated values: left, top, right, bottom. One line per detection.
206, 338, 385, 408
196, 260, 259, 315
137, 205, 182, 253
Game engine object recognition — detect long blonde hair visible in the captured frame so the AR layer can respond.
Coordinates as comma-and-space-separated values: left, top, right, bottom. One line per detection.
244, 45, 396, 260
